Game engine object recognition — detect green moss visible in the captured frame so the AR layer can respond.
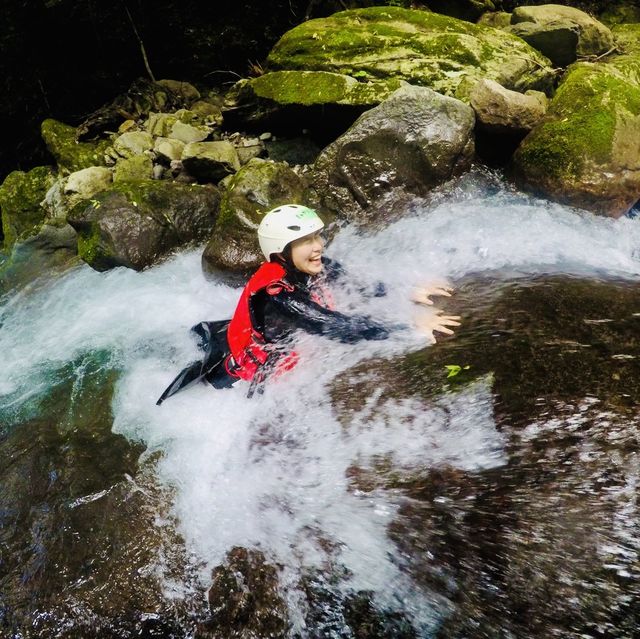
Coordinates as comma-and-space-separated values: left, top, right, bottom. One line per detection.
0, 166, 56, 249
76, 223, 104, 266
267, 6, 553, 95
516, 62, 640, 181
41, 119, 110, 173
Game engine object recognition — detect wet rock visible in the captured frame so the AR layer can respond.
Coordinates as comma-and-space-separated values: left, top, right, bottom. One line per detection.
64, 166, 113, 208
182, 141, 241, 183
202, 158, 307, 274
41, 119, 110, 174
75, 77, 185, 141
67, 180, 220, 271
310, 85, 474, 223
113, 155, 154, 182
267, 7, 555, 97
113, 131, 155, 158
0, 352, 200, 637
510, 4, 615, 64
0, 166, 56, 249
513, 52, 640, 217
198, 546, 288, 639
332, 275, 640, 637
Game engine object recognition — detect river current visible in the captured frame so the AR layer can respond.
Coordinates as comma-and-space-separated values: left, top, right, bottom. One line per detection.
2, 172, 640, 637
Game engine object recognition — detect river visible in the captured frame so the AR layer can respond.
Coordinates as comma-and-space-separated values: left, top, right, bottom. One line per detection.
2, 170, 640, 637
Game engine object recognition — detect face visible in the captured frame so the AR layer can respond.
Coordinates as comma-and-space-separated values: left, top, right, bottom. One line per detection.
290, 231, 324, 275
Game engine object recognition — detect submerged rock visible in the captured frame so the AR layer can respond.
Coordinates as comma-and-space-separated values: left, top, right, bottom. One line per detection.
332, 275, 640, 637
202, 158, 307, 274
513, 51, 640, 217
199, 547, 288, 639
0, 352, 199, 637
267, 7, 555, 97
41, 119, 110, 174
68, 180, 220, 271
0, 166, 56, 249
310, 85, 474, 222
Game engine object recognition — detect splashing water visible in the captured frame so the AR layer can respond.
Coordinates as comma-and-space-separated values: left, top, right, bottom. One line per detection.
3, 173, 640, 634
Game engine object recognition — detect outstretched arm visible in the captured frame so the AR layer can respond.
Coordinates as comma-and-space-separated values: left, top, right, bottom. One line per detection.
263, 288, 391, 344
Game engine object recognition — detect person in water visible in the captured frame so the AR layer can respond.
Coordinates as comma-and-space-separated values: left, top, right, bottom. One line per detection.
157, 204, 459, 403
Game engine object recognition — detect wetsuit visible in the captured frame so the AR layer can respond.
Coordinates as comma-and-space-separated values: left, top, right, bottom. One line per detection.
157, 258, 391, 403
207, 257, 390, 390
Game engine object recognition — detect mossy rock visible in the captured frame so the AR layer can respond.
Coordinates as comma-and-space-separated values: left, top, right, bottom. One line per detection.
202, 158, 308, 275
41, 119, 110, 174
228, 70, 405, 133
512, 59, 640, 217
267, 7, 555, 97
0, 166, 56, 249
247, 71, 404, 107
68, 180, 220, 271
113, 155, 153, 182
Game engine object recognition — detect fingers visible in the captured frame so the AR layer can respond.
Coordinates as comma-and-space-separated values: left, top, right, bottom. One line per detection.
437, 314, 461, 327
411, 285, 454, 306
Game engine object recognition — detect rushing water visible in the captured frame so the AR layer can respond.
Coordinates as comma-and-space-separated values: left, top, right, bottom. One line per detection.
2, 172, 640, 637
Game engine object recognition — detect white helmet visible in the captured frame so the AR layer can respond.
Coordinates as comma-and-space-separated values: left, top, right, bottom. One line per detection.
258, 204, 324, 260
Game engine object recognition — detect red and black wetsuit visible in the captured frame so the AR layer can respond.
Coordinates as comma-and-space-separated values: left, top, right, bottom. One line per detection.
207, 257, 390, 390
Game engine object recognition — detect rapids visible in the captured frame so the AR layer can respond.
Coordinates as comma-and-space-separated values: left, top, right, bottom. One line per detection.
2, 171, 640, 637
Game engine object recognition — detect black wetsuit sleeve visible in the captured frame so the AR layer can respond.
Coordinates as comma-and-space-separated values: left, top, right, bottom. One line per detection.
263, 288, 391, 344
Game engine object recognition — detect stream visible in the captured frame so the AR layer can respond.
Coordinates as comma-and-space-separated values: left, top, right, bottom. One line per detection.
2, 171, 640, 638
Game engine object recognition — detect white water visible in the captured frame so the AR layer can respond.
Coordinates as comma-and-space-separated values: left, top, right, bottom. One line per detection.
3, 175, 640, 633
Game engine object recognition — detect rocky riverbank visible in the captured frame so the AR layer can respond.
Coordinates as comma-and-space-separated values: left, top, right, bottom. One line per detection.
2, 3, 640, 287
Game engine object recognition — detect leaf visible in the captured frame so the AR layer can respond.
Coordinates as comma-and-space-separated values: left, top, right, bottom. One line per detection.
445, 364, 470, 378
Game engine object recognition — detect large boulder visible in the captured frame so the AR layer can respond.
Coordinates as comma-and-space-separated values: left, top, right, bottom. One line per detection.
202, 158, 307, 275
224, 71, 405, 132
512, 56, 640, 217
0, 166, 56, 249
41, 119, 110, 174
267, 7, 555, 97
509, 4, 615, 66
67, 180, 220, 271
309, 85, 475, 222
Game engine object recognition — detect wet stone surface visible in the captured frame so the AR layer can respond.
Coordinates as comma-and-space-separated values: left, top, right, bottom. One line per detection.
333, 275, 640, 638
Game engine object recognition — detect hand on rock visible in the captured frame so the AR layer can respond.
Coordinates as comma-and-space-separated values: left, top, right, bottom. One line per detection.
414, 309, 461, 343
411, 282, 453, 306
